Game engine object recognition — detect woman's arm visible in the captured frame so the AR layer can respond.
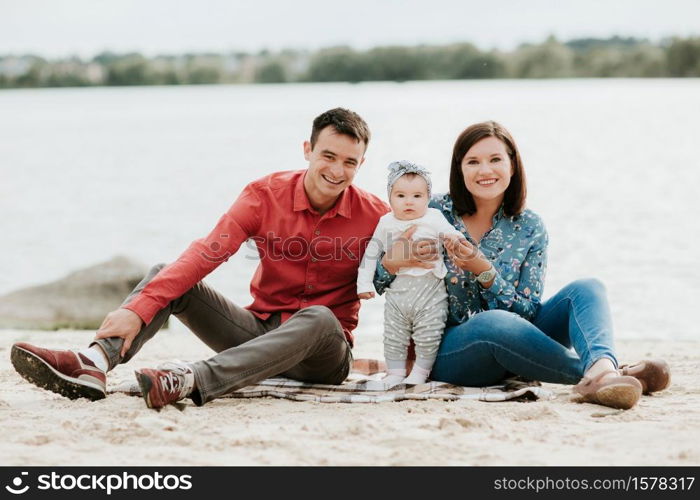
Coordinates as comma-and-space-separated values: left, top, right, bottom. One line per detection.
479, 226, 548, 320
373, 256, 396, 295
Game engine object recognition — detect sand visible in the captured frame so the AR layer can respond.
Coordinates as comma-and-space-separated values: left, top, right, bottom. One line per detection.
1, 327, 698, 466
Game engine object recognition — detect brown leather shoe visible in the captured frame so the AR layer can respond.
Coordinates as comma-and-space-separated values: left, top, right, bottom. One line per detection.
573, 370, 642, 410
619, 359, 671, 394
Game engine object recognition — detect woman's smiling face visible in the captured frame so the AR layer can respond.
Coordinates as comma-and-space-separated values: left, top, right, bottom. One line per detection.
461, 136, 513, 204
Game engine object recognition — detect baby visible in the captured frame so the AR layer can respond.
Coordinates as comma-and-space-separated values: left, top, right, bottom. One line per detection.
357, 161, 466, 386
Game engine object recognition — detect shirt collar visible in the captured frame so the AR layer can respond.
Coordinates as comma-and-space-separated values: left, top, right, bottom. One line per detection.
293, 171, 352, 218
492, 204, 505, 224
440, 192, 504, 224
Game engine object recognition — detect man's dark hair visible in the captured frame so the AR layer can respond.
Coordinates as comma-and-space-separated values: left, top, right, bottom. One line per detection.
310, 108, 371, 150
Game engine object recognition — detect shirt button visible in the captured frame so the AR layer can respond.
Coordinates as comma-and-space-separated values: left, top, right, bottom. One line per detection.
311, 257, 318, 263
314, 230, 320, 235
301, 298, 308, 303
307, 285, 313, 290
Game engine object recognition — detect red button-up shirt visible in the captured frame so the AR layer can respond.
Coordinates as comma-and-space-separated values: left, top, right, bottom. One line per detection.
124, 170, 389, 345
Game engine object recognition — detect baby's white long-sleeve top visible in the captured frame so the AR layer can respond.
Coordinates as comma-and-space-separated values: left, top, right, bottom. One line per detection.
356, 208, 465, 294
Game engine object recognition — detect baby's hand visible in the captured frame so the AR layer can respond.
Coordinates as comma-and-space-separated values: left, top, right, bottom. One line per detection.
358, 292, 375, 300
441, 233, 467, 245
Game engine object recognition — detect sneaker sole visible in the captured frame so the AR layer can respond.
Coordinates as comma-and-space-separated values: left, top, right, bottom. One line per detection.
595, 384, 642, 410
11, 345, 106, 401
134, 370, 157, 409
627, 361, 671, 394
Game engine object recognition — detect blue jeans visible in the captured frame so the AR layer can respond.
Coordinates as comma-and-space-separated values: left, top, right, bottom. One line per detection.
431, 278, 618, 386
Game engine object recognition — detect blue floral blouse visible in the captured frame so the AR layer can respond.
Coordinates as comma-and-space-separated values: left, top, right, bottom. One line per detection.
373, 193, 548, 326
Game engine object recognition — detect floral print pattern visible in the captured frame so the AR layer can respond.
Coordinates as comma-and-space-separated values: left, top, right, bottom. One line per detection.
374, 193, 548, 326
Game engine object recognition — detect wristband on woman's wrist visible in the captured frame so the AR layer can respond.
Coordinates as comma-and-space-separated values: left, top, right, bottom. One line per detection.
475, 264, 497, 285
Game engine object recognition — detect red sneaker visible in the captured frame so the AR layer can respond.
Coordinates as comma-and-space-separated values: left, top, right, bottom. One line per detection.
11, 342, 106, 401
134, 361, 194, 409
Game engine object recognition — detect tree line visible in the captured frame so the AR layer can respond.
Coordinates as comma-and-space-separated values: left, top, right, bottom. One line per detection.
1, 36, 699, 89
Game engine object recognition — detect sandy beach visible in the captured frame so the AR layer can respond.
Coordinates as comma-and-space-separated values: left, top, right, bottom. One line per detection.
1, 327, 698, 466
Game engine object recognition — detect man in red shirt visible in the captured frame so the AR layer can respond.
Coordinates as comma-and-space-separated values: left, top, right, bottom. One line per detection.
11, 108, 389, 409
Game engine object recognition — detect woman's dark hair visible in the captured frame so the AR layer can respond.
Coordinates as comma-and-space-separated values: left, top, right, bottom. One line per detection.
449, 121, 526, 217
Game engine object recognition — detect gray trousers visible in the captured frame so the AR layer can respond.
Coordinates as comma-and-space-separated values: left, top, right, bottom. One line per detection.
383, 273, 448, 363
94, 263, 352, 405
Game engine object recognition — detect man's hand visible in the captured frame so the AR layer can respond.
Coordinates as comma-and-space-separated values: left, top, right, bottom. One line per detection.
381, 225, 439, 274
358, 292, 375, 300
94, 308, 144, 357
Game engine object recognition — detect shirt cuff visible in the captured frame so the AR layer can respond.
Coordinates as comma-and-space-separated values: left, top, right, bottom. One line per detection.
121, 298, 159, 327
376, 259, 395, 279
478, 271, 510, 309
372, 258, 396, 295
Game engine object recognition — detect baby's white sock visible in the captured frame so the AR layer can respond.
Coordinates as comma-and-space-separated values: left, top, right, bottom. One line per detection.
79, 346, 109, 372
383, 368, 407, 388
404, 364, 431, 385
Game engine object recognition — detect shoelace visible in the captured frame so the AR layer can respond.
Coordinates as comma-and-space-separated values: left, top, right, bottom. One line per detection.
159, 371, 183, 396
156, 362, 192, 399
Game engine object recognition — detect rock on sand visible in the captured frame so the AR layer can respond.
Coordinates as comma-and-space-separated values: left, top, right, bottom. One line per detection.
0, 255, 147, 330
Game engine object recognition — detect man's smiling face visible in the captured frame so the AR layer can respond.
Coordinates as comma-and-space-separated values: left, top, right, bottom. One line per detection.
303, 125, 366, 210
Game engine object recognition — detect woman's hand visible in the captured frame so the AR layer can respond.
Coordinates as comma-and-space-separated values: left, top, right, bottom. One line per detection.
358, 292, 375, 300
93, 308, 144, 357
443, 235, 491, 275
381, 225, 439, 275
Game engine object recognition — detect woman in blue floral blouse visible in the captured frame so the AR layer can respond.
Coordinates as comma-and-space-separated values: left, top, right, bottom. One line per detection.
374, 121, 670, 410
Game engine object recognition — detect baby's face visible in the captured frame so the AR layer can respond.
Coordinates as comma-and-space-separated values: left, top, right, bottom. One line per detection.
389, 174, 429, 220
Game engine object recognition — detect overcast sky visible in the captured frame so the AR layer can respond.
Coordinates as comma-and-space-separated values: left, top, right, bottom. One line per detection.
2, 0, 700, 58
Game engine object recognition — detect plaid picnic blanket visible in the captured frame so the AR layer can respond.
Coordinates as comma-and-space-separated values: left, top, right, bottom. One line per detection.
111, 360, 553, 403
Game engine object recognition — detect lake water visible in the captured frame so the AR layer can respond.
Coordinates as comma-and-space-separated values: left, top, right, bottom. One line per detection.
1, 79, 698, 343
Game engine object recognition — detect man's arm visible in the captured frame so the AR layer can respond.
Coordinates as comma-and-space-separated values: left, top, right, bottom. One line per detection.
94, 183, 264, 358
123, 185, 263, 325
